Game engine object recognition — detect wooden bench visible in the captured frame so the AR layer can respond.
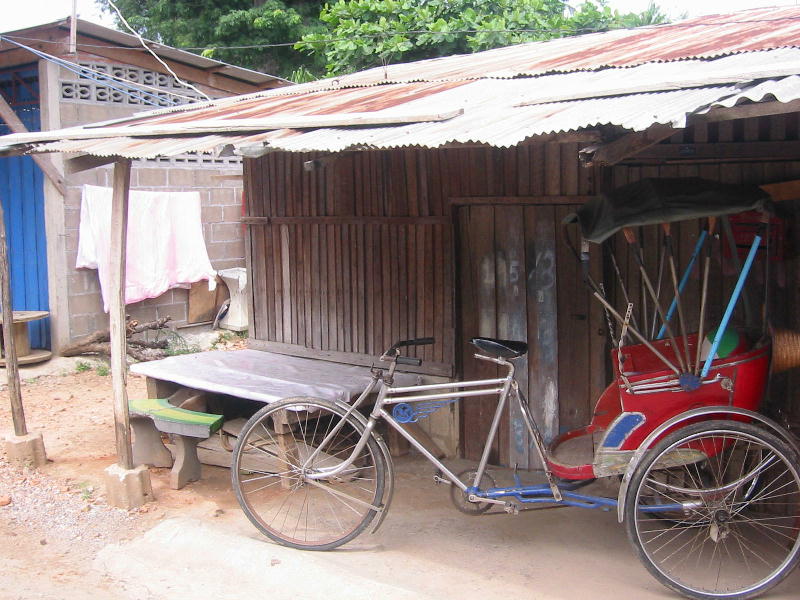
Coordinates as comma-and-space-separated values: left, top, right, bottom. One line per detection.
129, 397, 223, 490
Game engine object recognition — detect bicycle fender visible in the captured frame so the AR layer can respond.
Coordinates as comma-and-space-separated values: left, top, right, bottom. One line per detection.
330, 399, 396, 534
616, 406, 799, 523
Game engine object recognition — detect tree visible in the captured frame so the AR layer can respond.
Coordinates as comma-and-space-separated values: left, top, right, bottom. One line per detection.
97, 0, 667, 81
97, 0, 326, 80
296, 0, 668, 76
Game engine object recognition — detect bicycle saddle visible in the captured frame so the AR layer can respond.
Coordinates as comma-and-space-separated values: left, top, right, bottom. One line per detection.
470, 337, 528, 359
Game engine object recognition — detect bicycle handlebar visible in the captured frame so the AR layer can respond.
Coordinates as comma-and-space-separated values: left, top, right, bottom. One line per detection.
391, 337, 434, 349
396, 356, 423, 366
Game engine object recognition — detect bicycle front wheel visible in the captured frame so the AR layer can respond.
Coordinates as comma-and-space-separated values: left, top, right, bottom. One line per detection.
625, 420, 800, 600
231, 397, 387, 550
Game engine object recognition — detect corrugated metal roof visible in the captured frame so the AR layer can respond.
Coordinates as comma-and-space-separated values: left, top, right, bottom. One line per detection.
1, 7, 800, 158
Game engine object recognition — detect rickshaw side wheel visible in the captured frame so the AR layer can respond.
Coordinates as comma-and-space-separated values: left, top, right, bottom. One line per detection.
623, 420, 800, 600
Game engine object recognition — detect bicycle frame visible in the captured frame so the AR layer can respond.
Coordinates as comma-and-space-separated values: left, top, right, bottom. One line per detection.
303, 352, 563, 504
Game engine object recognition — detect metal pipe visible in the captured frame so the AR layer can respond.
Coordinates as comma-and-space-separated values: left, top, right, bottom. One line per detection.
623, 228, 687, 372
662, 224, 692, 371
694, 219, 716, 375
701, 234, 761, 378
387, 378, 507, 394
657, 229, 708, 340
592, 291, 681, 375
383, 388, 504, 404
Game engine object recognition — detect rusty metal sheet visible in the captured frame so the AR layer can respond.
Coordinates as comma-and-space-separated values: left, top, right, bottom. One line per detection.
1, 7, 800, 158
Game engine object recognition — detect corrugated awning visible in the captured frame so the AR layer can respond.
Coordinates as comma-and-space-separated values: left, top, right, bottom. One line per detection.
1, 8, 800, 159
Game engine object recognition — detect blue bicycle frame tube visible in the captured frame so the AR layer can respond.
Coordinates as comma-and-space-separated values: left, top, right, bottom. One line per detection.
701, 234, 761, 378
657, 230, 708, 340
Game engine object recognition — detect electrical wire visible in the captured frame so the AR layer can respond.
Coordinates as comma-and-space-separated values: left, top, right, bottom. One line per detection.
0, 35, 196, 107
105, 0, 211, 101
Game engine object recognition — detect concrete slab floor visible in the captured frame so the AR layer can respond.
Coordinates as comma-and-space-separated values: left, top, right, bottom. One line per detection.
98, 456, 800, 600
0, 356, 93, 387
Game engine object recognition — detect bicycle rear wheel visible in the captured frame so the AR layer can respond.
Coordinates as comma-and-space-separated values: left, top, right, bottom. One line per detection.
231, 397, 387, 550
625, 420, 800, 600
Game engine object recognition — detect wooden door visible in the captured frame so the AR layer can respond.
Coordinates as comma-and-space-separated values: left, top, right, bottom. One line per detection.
0, 67, 49, 349
457, 203, 606, 468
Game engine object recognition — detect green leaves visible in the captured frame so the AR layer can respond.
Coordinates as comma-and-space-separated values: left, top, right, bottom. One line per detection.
299, 0, 667, 76
99, 0, 667, 82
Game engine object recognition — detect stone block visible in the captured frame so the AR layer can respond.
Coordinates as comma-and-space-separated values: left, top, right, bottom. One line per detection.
3, 432, 47, 468
126, 305, 159, 324
157, 303, 187, 323
167, 168, 194, 187
70, 291, 104, 316
103, 463, 154, 510
68, 314, 92, 339
209, 188, 235, 206
206, 241, 245, 262
211, 223, 241, 243
201, 205, 224, 223
135, 168, 168, 187
222, 204, 243, 222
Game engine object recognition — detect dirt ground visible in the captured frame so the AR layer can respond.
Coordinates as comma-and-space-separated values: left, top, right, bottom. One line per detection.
2, 356, 800, 600
0, 356, 249, 600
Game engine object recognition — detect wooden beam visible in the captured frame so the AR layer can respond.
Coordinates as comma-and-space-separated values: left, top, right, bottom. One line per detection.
249, 339, 454, 378
64, 153, 116, 174
450, 195, 594, 206
761, 179, 800, 202
700, 99, 800, 123
0, 93, 65, 195
580, 124, 677, 167
109, 159, 134, 470
628, 140, 800, 163
242, 215, 452, 225
0, 199, 26, 436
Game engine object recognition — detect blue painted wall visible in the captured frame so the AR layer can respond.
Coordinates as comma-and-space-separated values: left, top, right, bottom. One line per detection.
0, 66, 50, 349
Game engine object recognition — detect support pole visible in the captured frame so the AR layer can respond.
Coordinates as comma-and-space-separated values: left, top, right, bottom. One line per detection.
109, 159, 133, 470
103, 159, 152, 509
0, 199, 26, 436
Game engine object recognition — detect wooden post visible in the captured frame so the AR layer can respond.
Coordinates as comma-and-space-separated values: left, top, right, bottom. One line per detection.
0, 198, 26, 436
110, 159, 133, 470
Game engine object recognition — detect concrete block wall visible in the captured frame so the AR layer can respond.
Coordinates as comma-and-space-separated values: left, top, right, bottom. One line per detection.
58, 68, 245, 342
63, 162, 245, 341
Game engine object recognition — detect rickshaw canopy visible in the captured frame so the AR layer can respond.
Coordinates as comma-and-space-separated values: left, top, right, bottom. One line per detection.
570, 178, 770, 243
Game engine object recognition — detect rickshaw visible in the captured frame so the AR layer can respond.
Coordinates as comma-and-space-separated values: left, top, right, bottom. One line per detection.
231, 178, 800, 600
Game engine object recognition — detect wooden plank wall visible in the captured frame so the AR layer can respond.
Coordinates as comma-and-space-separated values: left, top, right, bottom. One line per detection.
243, 112, 800, 459
244, 143, 595, 380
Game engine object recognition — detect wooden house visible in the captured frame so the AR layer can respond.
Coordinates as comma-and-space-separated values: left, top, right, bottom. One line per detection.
2, 7, 800, 466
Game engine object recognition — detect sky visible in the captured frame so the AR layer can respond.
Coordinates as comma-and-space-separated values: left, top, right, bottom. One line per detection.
1, 0, 799, 33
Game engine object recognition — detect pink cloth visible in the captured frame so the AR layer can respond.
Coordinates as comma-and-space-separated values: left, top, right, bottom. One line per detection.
77, 185, 216, 312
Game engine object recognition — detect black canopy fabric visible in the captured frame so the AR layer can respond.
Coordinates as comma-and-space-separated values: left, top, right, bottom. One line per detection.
570, 178, 770, 243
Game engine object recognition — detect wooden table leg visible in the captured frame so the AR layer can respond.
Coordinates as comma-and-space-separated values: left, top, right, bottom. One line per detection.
272, 410, 301, 490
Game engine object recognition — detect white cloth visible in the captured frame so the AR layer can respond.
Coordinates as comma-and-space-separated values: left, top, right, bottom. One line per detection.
77, 184, 217, 312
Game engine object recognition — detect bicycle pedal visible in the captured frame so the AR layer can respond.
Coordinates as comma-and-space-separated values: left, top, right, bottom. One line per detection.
433, 470, 450, 485
504, 501, 521, 515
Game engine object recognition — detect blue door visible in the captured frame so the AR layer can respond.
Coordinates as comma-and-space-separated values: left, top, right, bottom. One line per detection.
0, 66, 50, 349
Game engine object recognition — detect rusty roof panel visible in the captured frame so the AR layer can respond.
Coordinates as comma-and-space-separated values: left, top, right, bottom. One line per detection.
3, 8, 800, 159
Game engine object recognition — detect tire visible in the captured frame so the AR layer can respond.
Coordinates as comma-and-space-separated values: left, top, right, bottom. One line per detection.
231, 397, 387, 551
624, 420, 800, 600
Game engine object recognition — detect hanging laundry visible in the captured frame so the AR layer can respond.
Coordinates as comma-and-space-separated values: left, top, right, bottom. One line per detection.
77, 184, 217, 312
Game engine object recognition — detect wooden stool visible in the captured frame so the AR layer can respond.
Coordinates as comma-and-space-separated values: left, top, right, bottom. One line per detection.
0, 310, 51, 366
